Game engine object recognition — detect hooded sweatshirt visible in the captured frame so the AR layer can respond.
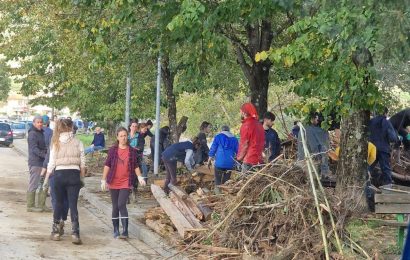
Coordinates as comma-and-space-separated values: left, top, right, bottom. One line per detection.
47, 132, 86, 173
209, 131, 239, 169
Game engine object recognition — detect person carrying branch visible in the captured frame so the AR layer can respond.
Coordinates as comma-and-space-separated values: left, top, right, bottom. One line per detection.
101, 127, 146, 239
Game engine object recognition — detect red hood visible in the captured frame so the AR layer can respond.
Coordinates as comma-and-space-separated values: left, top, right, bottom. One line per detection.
240, 103, 258, 120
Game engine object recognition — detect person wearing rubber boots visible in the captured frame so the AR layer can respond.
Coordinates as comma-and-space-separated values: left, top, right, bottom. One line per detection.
101, 127, 146, 239
44, 118, 86, 245
27, 116, 47, 212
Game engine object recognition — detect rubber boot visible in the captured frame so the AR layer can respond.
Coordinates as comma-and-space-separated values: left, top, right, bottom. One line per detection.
58, 220, 65, 236
38, 190, 52, 212
50, 221, 61, 241
71, 221, 82, 245
119, 218, 129, 239
26, 192, 42, 212
112, 219, 120, 239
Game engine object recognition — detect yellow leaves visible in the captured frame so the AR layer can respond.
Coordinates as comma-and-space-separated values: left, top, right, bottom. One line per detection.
79, 22, 86, 28
336, 100, 342, 106
323, 48, 332, 58
208, 42, 214, 49
254, 51, 268, 62
284, 56, 294, 67
302, 105, 310, 113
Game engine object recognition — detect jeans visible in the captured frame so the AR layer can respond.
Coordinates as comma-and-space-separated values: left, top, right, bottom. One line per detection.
163, 159, 177, 194
52, 169, 81, 234
214, 167, 231, 185
369, 151, 392, 185
85, 145, 104, 155
110, 189, 129, 220
140, 157, 148, 178
49, 174, 69, 221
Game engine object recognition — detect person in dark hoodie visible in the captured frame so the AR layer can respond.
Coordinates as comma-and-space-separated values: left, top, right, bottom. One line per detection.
27, 115, 47, 212
162, 137, 201, 194
194, 121, 212, 165
389, 108, 410, 152
84, 127, 105, 155
369, 108, 399, 186
150, 126, 171, 161
208, 125, 239, 194
263, 112, 281, 162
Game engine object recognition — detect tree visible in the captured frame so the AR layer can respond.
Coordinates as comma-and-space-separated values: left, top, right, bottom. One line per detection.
259, 0, 410, 211
0, 61, 11, 102
168, 0, 298, 117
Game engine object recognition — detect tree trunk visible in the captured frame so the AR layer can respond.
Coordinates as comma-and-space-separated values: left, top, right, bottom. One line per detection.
161, 55, 178, 144
336, 110, 370, 214
232, 20, 273, 118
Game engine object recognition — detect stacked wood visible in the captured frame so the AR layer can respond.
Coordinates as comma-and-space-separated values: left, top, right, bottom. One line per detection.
144, 207, 175, 237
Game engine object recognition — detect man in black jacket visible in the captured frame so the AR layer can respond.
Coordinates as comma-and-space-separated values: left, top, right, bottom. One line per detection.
389, 108, 410, 152
27, 116, 47, 212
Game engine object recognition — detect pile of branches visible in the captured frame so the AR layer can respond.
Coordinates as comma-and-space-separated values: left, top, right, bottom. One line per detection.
179, 159, 369, 259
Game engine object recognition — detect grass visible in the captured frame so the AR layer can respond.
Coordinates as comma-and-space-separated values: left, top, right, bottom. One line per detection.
77, 133, 93, 146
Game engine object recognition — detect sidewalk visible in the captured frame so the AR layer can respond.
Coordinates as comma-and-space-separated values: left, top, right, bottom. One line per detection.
13, 139, 181, 259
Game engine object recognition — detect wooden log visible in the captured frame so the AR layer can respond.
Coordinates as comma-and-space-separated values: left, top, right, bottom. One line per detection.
150, 184, 194, 238
169, 191, 203, 228
184, 196, 205, 220
375, 204, 410, 214
197, 203, 213, 221
375, 194, 410, 204
191, 243, 240, 254
145, 219, 175, 237
168, 184, 188, 199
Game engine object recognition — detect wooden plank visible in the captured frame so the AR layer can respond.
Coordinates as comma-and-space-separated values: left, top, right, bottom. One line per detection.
365, 218, 409, 227
375, 194, 410, 204
169, 191, 203, 228
381, 184, 410, 193
375, 204, 410, 214
168, 184, 188, 199
150, 184, 194, 238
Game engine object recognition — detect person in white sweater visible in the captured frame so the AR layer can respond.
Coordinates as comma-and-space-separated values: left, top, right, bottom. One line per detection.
44, 118, 86, 245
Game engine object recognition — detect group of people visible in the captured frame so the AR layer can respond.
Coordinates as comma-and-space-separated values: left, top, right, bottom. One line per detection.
27, 116, 85, 244
160, 102, 283, 194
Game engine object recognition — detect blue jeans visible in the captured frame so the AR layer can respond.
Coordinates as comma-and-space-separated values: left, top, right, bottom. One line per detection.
141, 157, 148, 178
49, 174, 69, 221
85, 145, 104, 155
214, 167, 231, 185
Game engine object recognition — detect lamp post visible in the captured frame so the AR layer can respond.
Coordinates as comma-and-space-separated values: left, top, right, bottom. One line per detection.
153, 56, 161, 176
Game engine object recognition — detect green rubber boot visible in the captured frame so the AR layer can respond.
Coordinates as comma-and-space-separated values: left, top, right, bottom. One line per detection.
27, 192, 42, 212
38, 190, 52, 212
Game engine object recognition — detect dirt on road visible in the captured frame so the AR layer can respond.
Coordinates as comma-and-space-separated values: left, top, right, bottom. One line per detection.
0, 146, 160, 260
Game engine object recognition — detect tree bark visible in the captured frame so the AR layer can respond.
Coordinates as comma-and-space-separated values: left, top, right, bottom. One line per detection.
336, 110, 370, 214
231, 20, 273, 117
161, 55, 178, 144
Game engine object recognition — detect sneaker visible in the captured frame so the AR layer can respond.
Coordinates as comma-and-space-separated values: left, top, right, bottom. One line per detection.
71, 234, 82, 245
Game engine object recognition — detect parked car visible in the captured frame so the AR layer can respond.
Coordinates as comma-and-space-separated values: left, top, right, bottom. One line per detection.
0, 123, 13, 146
19, 120, 33, 131
10, 122, 26, 139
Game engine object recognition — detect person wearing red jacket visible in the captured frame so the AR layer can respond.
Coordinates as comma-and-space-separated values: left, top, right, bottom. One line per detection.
237, 103, 265, 172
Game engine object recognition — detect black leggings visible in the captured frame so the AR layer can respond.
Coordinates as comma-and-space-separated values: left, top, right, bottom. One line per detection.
110, 189, 129, 220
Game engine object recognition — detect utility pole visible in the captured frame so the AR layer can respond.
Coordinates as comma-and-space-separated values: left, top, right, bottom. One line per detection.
125, 65, 131, 128
153, 56, 161, 176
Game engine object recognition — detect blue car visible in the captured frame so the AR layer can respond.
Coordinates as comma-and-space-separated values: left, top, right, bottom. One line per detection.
0, 123, 13, 147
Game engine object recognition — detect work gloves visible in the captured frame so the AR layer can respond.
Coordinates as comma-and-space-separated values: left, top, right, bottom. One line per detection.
100, 179, 108, 191
137, 176, 146, 186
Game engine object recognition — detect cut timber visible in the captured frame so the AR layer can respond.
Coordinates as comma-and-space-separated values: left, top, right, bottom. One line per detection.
169, 191, 203, 228
151, 184, 194, 238
168, 184, 188, 199
375, 194, 410, 204
197, 203, 213, 221
375, 204, 410, 214
146, 219, 174, 237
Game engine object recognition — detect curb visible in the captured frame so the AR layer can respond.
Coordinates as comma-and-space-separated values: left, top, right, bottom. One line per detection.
13, 143, 183, 259
80, 188, 181, 258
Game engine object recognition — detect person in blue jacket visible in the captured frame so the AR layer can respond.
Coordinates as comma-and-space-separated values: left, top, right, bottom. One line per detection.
162, 137, 201, 194
207, 125, 239, 194
369, 108, 399, 187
